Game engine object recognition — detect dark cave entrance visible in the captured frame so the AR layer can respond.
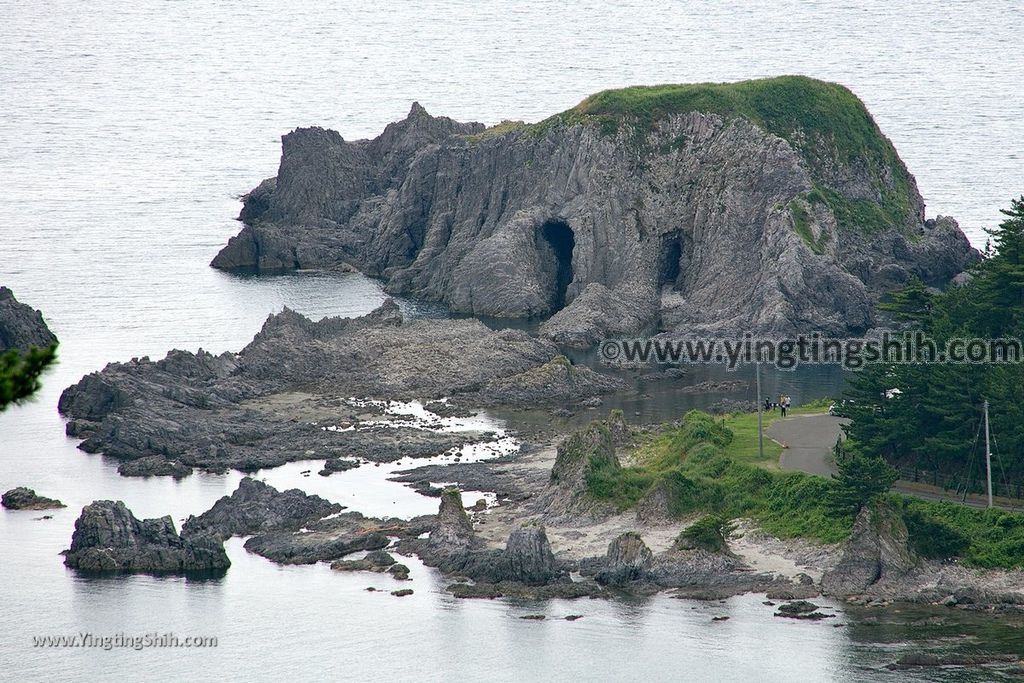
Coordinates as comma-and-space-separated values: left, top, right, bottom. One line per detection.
539, 219, 575, 312
659, 234, 683, 288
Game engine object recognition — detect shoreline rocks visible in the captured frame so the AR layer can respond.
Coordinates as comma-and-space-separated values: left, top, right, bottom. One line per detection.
181, 478, 343, 540
57, 301, 620, 476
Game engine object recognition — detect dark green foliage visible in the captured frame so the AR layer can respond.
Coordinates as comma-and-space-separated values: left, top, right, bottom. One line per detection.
679, 515, 736, 553
878, 276, 934, 322
897, 497, 1024, 568
0, 344, 57, 411
827, 451, 898, 516
842, 196, 1024, 483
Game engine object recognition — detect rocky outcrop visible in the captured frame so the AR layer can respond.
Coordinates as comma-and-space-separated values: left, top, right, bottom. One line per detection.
58, 301, 617, 475
63, 501, 229, 574
181, 478, 342, 540
0, 287, 57, 353
545, 420, 621, 518
595, 532, 654, 585
407, 490, 567, 587
213, 77, 978, 344
821, 503, 917, 597
1, 487, 65, 510
429, 488, 476, 551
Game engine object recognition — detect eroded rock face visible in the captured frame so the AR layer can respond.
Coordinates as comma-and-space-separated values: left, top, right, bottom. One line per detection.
821, 503, 917, 597
500, 523, 560, 585
595, 532, 654, 585
429, 488, 475, 551
181, 478, 342, 540
63, 501, 229, 574
0, 286, 57, 353
213, 80, 978, 343
1, 487, 65, 510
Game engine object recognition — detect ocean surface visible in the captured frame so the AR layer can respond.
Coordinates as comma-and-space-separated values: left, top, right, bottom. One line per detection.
2, 1, 1023, 681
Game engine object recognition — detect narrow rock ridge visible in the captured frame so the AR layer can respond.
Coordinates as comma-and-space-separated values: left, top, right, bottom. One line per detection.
212, 77, 979, 344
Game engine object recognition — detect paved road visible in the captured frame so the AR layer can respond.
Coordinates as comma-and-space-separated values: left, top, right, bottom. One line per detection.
769, 412, 1024, 511
768, 413, 844, 477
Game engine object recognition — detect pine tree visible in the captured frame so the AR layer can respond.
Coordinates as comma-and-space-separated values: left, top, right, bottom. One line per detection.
0, 344, 57, 411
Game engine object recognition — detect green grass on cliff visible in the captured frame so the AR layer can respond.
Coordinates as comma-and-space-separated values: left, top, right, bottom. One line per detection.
518, 76, 915, 234
582, 408, 1024, 567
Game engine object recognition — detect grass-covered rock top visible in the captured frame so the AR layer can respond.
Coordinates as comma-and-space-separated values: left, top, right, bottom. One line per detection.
477, 76, 916, 235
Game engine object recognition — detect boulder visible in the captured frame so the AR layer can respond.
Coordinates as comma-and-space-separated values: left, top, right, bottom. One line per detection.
595, 532, 654, 585
0, 286, 57, 353
428, 488, 475, 551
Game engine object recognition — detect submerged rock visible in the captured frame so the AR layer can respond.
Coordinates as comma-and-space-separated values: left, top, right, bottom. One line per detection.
1, 487, 65, 510
63, 501, 229, 575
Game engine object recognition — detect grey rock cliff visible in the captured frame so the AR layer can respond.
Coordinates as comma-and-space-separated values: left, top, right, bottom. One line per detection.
0, 287, 57, 352
213, 78, 978, 344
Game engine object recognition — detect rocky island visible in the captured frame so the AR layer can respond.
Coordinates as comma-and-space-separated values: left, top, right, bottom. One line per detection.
212, 76, 977, 344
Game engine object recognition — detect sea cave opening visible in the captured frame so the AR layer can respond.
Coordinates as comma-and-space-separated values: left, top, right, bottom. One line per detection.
660, 235, 683, 289
538, 219, 575, 313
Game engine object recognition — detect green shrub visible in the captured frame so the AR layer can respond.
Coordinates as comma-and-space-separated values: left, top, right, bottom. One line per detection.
679, 515, 737, 553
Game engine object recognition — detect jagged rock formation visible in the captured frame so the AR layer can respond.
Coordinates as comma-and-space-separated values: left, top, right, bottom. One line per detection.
58, 301, 617, 475
545, 420, 621, 518
429, 488, 476, 551
820, 503, 917, 597
63, 501, 229, 574
0, 286, 56, 352
1, 487, 65, 510
181, 478, 342, 540
595, 532, 654, 585
213, 77, 978, 344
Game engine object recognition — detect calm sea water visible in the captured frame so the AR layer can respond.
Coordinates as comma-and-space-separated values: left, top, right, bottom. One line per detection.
2, 1, 1023, 681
